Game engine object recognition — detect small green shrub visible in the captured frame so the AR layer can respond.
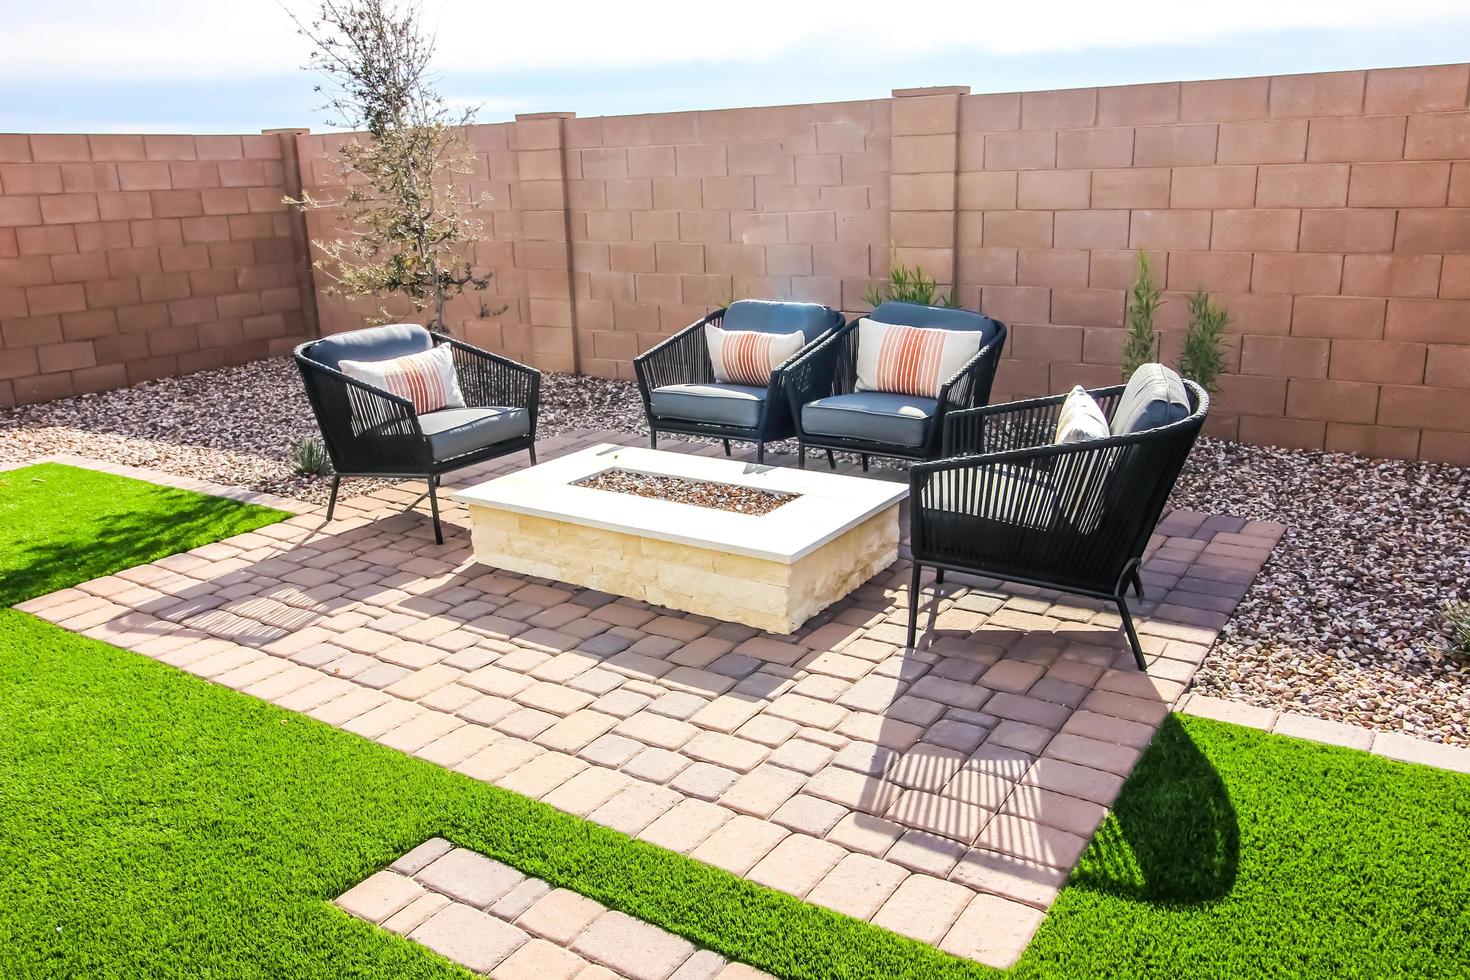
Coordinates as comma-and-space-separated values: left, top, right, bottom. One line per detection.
290, 436, 330, 477
1179, 289, 1229, 393
866, 249, 959, 308
1121, 251, 1163, 379
1445, 602, 1470, 656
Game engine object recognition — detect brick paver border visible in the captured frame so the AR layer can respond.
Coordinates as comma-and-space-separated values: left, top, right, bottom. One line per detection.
1179, 694, 1470, 774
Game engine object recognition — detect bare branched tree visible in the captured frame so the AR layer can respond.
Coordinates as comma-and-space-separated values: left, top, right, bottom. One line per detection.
285, 0, 493, 331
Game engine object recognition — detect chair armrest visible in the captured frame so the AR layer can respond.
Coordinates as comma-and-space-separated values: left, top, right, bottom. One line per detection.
936, 322, 1007, 418
780, 320, 856, 427
295, 354, 431, 473
633, 311, 720, 406
434, 333, 541, 432
942, 384, 1127, 457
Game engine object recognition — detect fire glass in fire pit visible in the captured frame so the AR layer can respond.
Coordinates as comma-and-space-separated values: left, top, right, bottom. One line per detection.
574, 468, 797, 515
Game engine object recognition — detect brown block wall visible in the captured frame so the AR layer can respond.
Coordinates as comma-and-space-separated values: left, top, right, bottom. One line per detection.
0, 131, 315, 406
4, 63, 1468, 463
941, 65, 1470, 463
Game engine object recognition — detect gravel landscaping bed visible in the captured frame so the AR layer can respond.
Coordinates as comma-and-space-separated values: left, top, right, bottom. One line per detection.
0, 358, 646, 505
3, 356, 1467, 744
1172, 440, 1470, 746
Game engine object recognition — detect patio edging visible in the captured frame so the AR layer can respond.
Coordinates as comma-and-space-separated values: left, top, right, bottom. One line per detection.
1178, 693, 1470, 775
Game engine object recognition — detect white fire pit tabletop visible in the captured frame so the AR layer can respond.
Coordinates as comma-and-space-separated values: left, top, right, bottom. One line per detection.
453, 444, 908, 564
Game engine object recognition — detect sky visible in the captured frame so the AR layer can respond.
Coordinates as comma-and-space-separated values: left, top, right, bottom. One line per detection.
2, 0, 1468, 134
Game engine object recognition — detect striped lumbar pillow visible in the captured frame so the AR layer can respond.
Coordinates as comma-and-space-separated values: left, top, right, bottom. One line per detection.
854, 317, 984, 399
338, 344, 465, 415
705, 323, 805, 387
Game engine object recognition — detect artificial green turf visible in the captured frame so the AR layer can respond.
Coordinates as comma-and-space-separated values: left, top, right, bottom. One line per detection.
0, 462, 288, 606
1018, 713, 1470, 978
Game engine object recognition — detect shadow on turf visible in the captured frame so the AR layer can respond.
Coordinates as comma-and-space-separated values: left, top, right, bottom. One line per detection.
1067, 714, 1239, 905
3, 489, 273, 607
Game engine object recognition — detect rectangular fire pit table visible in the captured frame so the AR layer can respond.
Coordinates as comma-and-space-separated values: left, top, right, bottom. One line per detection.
454, 444, 907, 634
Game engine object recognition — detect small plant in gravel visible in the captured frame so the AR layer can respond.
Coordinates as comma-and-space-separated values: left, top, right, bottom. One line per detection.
1179, 289, 1229, 393
290, 437, 331, 477
866, 248, 960, 308
1121, 251, 1163, 379
1445, 602, 1470, 656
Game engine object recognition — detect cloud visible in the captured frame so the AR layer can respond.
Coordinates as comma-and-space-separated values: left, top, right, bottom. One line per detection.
3, 0, 1466, 81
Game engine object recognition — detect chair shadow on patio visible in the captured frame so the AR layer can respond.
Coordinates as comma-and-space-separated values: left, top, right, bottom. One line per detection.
1065, 714, 1239, 904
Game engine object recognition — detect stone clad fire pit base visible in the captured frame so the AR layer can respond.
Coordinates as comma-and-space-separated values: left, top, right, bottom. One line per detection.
454, 445, 906, 634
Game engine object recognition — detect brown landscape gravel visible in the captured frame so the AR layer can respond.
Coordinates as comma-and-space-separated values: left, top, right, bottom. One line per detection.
1171, 439, 1470, 746
2, 356, 1467, 744
576, 467, 797, 514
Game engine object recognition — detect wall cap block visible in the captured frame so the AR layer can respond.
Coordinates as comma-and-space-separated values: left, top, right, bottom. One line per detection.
893, 86, 971, 98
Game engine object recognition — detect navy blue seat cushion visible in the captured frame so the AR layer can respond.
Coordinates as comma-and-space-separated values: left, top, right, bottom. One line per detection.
721, 300, 836, 343
801, 391, 937, 448
306, 323, 434, 370
870, 301, 1002, 347
1111, 364, 1190, 436
650, 383, 767, 429
418, 406, 529, 461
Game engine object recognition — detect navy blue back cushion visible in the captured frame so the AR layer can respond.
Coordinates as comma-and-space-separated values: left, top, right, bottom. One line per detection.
871, 301, 1001, 346
722, 300, 837, 343
307, 323, 434, 370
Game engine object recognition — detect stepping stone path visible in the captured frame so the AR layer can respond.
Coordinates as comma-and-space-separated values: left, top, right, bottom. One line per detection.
336, 839, 753, 979
18, 431, 1291, 970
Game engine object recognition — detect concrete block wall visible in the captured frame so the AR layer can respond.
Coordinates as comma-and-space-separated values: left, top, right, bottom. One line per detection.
0, 131, 315, 405
933, 65, 1470, 461
4, 64, 1468, 463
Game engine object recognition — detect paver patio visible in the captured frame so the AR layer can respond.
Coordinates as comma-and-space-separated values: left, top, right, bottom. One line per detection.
16, 430, 1282, 971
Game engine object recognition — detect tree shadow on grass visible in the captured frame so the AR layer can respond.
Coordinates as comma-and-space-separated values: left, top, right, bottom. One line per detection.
3, 485, 283, 607
1068, 714, 1240, 905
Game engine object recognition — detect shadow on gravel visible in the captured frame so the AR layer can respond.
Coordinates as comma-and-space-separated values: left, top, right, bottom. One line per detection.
1067, 714, 1239, 905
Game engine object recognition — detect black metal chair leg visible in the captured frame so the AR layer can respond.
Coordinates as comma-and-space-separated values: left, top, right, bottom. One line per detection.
935, 568, 945, 585
826, 449, 836, 470
797, 441, 806, 469
756, 443, 765, 464
861, 454, 869, 472
907, 562, 923, 649
723, 439, 731, 456
528, 444, 538, 465
649, 431, 658, 450
1116, 595, 1147, 671
325, 474, 340, 521
427, 475, 443, 545
1130, 567, 1145, 599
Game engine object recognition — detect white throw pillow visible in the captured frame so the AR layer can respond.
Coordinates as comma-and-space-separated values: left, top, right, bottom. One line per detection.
339, 344, 465, 415
854, 317, 984, 399
705, 323, 805, 386
1053, 386, 1110, 445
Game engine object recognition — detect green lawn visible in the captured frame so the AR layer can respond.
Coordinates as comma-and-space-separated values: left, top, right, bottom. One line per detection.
1019, 714, 1470, 977
0, 463, 288, 606
2, 463, 1468, 978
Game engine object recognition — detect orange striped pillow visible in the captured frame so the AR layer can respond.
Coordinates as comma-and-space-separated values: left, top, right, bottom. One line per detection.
854, 318, 984, 399
705, 324, 805, 387
338, 344, 466, 414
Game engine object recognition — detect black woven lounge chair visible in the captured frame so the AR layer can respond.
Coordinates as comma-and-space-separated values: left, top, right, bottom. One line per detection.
783, 301, 1007, 470
906, 367, 1208, 669
634, 300, 844, 463
294, 323, 540, 544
